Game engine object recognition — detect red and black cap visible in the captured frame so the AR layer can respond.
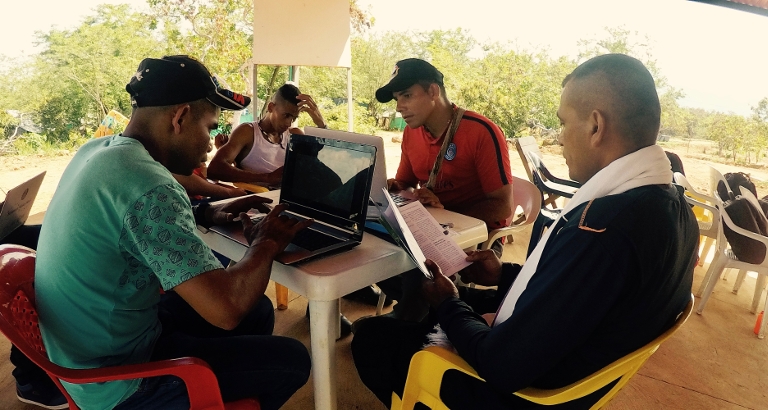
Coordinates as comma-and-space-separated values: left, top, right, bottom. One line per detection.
126, 55, 251, 111
375, 58, 444, 103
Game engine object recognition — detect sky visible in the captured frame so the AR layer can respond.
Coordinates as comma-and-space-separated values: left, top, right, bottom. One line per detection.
1, 0, 767, 116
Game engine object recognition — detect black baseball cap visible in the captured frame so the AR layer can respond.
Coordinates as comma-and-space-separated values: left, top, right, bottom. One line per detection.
126, 55, 251, 110
375, 58, 444, 103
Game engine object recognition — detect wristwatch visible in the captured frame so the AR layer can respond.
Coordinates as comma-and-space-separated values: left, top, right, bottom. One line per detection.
192, 202, 213, 231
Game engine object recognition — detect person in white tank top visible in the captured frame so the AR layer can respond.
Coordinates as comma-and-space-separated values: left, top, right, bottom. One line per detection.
208, 83, 327, 188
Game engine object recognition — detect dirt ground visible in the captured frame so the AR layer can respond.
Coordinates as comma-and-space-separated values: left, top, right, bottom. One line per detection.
2, 134, 768, 215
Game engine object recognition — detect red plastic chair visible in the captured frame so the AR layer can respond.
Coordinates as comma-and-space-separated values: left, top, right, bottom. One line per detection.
0, 244, 260, 410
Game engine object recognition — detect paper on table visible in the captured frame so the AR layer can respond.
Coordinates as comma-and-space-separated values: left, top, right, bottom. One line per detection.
397, 200, 472, 277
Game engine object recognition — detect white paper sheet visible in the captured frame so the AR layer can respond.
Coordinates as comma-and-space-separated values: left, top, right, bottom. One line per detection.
397, 201, 472, 277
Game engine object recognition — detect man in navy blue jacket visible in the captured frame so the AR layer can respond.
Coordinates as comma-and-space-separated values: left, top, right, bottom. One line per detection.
352, 53, 698, 409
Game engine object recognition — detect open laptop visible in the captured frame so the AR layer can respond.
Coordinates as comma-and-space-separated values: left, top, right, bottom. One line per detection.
0, 172, 45, 241
211, 134, 377, 265
304, 127, 416, 213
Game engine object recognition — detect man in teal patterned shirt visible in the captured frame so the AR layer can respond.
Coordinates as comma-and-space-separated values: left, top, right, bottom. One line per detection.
35, 55, 313, 410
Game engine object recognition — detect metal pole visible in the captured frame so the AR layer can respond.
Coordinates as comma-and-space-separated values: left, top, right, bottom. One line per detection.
347, 67, 353, 132
252, 64, 258, 120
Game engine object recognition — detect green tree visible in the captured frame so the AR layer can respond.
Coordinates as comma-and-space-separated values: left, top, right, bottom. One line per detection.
148, 0, 253, 95
753, 97, 768, 122
30, 4, 163, 141
149, 0, 375, 124
577, 26, 667, 88
346, 31, 418, 124
455, 45, 574, 139
0, 57, 26, 138
659, 87, 686, 136
706, 113, 747, 162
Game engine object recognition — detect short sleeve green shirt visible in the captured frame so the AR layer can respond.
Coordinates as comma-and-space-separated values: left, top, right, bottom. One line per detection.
35, 135, 223, 409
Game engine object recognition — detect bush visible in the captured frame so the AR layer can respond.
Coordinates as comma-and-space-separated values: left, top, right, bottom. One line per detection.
8, 130, 90, 156
12, 133, 47, 155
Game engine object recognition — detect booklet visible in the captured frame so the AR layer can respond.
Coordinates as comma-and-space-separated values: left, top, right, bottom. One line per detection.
375, 188, 471, 278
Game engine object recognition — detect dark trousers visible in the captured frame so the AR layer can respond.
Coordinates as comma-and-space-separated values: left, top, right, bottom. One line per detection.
351, 285, 526, 410
351, 316, 537, 410
115, 292, 310, 410
351, 291, 611, 410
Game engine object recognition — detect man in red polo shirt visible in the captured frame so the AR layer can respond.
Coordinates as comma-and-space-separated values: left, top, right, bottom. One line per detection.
375, 58, 513, 321
382, 59, 513, 233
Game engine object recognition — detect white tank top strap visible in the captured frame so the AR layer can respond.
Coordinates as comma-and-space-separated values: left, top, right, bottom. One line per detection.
238, 122, 288, 174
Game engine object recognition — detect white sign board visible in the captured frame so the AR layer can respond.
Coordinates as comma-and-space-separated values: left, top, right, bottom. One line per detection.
253, 0, 351, 68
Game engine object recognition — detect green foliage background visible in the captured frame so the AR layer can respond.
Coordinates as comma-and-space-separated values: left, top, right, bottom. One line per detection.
0, 0, 766, 165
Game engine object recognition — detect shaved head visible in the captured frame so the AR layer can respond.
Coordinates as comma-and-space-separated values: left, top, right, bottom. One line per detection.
272, 83, 300, 107
562, 54, 660, 149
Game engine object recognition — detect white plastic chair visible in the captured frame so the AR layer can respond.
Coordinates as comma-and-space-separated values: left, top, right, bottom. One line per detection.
514, 137, 579, 209
479, 176, 541, 250
730, 187, 768, 299
739, 186, 766, 219
680, 194, 723, 298
695, 193, 768, 338
674, 172, 719, 268
709, 165, 732, 201
706, 165, 747, 285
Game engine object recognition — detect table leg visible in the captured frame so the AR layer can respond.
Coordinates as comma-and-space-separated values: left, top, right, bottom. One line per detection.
308, 299, 339, 410
275, 283, 289, 310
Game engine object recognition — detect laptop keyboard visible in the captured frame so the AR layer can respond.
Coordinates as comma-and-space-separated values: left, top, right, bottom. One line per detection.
250, 213, 343, 251
291, 227, 344, 251
250, 214, 266, 223
391, 193, 414, 207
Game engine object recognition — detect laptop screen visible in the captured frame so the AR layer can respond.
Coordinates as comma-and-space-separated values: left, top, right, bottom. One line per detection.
303, 127, 388, 206
280, 134, 376, 235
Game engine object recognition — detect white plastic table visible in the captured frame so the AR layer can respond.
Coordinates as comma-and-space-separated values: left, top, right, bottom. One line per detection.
198, 191, 487, 410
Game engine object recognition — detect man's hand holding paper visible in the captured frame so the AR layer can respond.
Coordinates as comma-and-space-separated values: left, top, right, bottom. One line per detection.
421, 260, 459, 308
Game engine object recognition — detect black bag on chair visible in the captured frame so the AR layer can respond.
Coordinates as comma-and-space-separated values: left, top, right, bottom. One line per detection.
722, 196, 768, 264
717, 172, 757, 201
759, 194, 768, 218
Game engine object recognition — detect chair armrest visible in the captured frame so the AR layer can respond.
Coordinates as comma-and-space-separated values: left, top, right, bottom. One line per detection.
525, 152, 580, 188
480, 227, 514, 250
400, 346, 484, 409
530, 172, 577, 200
513, 348, 652, 405
720, 209, 768, 249
683, 195, 718, 217
537, 165, 581, 188
53, 357, 226, 410
684, 190, 716, 207
410, 346, 484, 382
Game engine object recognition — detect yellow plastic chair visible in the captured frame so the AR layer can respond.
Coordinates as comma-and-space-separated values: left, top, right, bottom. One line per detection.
391, 294, 693, 410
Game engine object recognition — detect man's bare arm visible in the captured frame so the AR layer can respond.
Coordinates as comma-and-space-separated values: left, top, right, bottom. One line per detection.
172, 241, 278, 330
172, 172, 247, 198
450, 184, 513, 227
173, 203, 312, 330
207, 123, 277, 184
